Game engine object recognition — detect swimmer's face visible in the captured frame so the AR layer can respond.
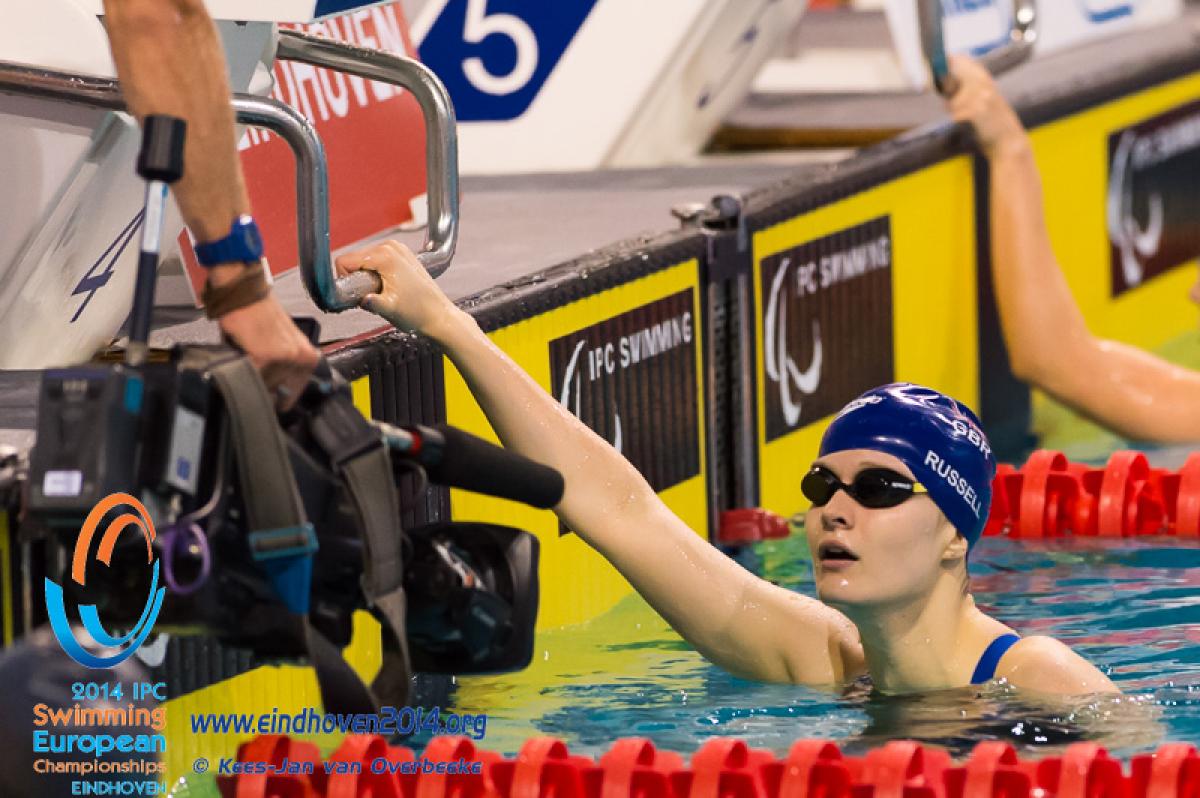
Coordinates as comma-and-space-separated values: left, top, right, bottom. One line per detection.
804, 449, 962, 611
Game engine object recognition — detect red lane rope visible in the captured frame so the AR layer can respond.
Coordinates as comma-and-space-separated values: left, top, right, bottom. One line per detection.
215, 735, 1200, 798
985, 450, 1200, 539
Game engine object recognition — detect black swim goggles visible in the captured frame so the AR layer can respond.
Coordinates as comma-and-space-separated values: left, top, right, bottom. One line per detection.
801, 465, 928, 509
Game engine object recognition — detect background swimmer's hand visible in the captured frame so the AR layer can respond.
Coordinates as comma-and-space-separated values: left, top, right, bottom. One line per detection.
946, 55, 1028, 159
336, 241, 466, 340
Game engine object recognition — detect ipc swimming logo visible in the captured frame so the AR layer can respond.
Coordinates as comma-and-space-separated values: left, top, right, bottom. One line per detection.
45, 493, 166, 668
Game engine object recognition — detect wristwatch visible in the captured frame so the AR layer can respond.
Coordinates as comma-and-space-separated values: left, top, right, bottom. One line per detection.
194, 215, 264, 267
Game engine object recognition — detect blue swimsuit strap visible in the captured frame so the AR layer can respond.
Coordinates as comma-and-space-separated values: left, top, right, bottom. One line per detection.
970, 633, 1021, 684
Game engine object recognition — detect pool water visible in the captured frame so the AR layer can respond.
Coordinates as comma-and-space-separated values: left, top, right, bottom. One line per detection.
444, 329, 1200, 761
447, 533, 1200, 761
171, 530, 1200, 797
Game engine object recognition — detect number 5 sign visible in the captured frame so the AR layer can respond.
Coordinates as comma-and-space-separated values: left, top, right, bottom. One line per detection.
414, 0, 599, 121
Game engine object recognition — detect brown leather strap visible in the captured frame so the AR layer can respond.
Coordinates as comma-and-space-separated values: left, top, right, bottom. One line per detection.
201, 262, 271, 320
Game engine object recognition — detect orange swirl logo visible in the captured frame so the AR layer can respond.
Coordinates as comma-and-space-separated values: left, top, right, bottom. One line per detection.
45, 493, 166, 668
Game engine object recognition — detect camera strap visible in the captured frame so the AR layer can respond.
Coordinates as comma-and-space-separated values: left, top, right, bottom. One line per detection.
209, 356, 379, 716
305, 366, 412, 709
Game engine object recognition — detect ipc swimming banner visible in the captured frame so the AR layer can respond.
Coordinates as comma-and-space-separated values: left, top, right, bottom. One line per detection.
548, 290, 702, 496
758, 217, 895, 441
1107, 99, 1200, 296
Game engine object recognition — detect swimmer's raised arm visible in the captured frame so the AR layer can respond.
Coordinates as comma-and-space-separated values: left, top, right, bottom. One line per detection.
339, 241, 864, 686
948, 56, 1200, 443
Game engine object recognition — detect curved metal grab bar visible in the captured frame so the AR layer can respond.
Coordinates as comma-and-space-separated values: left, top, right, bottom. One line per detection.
276, 29, 460, 282
918, 0, 1038, 96
235, 94, 383, 311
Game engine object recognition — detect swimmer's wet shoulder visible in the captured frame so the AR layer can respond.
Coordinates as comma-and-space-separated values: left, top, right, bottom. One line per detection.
992, 635, 1119, 695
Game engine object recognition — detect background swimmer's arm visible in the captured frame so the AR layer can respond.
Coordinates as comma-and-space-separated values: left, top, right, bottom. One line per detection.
996, 636, 1119, 695
988, 142, 1200, 442
339, 242, 859, 686
949, 56, 1200, 444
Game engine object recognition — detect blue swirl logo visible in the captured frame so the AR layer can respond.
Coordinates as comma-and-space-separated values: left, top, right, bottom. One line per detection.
45, 493, 165, 668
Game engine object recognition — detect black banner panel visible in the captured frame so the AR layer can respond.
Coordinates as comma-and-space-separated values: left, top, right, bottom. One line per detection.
759, 216, 895, 442
548, 290, 702, 494
1107, 99, 1200, 296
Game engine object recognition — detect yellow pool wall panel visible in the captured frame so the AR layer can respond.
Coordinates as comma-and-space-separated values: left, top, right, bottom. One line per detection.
1032, 72, 1200, 350
753, 158, 980, 519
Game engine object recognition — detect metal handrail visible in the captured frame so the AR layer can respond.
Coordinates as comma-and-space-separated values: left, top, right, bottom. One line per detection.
0, 30, 466, 313
918, 0, 1038, 96
276, 29, 460, 282
0, 58, 383, 311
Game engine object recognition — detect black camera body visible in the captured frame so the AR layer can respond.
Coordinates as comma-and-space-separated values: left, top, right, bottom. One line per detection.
20, 344, 548, 708
13, 115, 557, 712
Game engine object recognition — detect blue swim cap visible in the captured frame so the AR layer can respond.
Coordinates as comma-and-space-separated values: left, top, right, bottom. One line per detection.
818, 383, 996, 548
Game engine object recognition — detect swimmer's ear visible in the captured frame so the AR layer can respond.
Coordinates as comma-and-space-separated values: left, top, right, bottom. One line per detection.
941, 532, 969, 563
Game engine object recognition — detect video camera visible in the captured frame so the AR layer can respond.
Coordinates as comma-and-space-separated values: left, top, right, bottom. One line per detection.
10, 117, 561, 714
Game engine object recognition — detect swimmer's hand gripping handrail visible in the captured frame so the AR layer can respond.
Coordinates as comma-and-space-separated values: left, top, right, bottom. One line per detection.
917, 0, 1038, 96
275, 29, 461, 292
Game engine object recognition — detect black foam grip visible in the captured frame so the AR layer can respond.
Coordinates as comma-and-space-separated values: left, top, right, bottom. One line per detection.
137, 115, 187, 183
426, 425, 564, 510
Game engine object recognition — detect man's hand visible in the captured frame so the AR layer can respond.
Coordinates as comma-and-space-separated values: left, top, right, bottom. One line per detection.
336, 240, 466, 341
218, 294, 320, 410
946, 55, 1029, 159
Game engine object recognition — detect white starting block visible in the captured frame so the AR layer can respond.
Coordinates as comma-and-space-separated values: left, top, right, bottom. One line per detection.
408, 0, 810, 173
0, 0, 405, 368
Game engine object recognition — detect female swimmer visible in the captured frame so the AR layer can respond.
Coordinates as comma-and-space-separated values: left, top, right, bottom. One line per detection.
946, 56, 1200, 442
337, 241, 1117, 696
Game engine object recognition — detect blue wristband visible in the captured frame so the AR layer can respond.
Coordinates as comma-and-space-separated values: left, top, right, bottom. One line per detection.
194, 215, 264, 267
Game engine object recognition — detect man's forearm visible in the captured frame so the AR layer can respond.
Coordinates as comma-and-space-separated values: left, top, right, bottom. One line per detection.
103, 0, 251, 273
103, 0, 320, 407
